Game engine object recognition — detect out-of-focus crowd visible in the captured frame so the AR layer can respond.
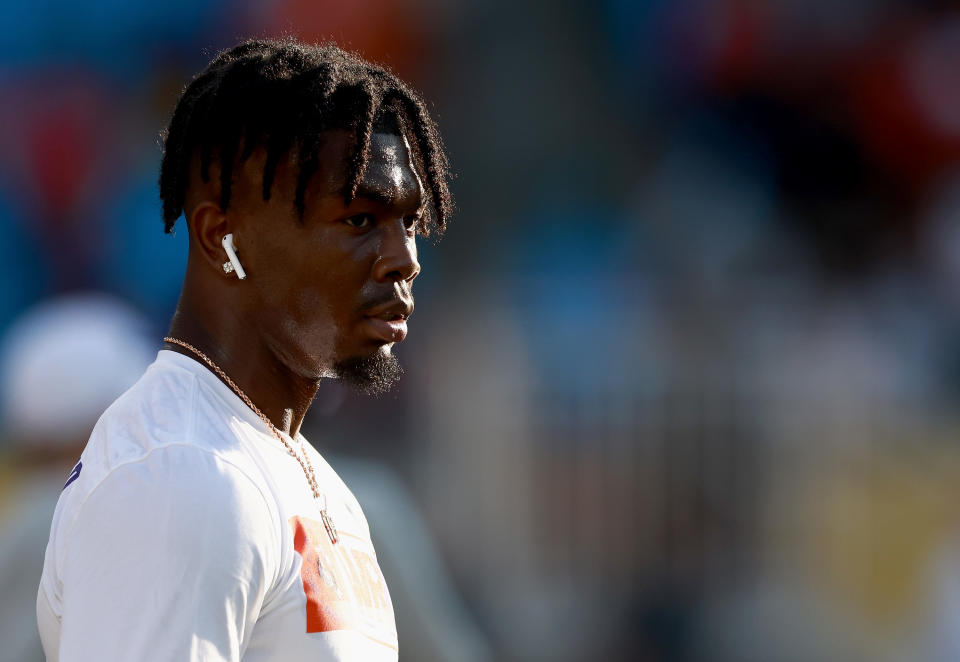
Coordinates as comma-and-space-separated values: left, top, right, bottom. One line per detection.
3, 1, 960, 661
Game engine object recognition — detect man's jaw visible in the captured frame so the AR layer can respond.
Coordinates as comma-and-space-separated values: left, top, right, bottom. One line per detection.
332, 346, 403, 395
329, 292, 412, 393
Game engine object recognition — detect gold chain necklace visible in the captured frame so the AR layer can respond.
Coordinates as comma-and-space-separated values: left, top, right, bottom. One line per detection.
163, 337, 338, 544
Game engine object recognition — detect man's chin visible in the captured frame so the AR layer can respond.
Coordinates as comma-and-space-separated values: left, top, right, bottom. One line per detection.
333, 346, 403, 395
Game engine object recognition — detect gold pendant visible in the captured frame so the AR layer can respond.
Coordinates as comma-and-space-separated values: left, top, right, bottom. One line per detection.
321, 509, 339, 544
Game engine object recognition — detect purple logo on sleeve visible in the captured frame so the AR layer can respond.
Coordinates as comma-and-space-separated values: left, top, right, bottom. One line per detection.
63, 461, 82, 490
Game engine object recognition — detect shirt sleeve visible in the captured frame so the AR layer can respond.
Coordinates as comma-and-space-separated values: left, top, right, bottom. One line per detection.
57, 444, 279, 662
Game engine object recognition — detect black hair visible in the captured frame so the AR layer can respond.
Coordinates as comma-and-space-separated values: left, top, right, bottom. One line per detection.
159, 38, 453, 236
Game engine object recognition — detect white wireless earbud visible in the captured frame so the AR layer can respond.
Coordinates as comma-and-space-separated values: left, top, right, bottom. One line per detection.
221, 233, 247, 280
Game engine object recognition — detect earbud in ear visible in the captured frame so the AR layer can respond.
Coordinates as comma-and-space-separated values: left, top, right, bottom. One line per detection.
221, 233, 247, 280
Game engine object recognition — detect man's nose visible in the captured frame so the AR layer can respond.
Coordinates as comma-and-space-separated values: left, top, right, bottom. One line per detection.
373, 219, 420, 284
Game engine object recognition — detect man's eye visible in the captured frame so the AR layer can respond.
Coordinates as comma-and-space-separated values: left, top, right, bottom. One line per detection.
345, 214, 373, 228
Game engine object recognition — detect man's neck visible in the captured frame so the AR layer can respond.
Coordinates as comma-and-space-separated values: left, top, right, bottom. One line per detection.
166, 290, 320, 437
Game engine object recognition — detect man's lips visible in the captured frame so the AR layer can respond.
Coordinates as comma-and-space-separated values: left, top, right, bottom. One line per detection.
362, 316, 408, 343
362, 298, 413, 343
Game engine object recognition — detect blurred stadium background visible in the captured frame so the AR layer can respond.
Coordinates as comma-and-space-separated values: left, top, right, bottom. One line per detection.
3, 0, 960, 660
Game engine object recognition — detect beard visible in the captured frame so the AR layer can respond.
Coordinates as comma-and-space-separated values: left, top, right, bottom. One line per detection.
333, 347, 403, 395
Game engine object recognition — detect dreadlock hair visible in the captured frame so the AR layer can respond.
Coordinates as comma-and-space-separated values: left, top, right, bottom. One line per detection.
159, 38, 453, 237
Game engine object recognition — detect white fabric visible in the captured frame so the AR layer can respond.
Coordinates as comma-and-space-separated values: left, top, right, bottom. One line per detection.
37, 350, 398, 662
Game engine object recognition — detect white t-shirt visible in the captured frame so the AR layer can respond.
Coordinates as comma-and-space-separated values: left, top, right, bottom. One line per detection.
37, 350, 398, 661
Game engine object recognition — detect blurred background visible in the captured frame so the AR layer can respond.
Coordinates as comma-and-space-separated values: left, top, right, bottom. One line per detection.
3, 0, 960, 660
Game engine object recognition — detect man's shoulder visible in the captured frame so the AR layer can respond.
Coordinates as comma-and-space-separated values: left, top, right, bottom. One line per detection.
86, 357, 202, 464
76, 355, 251, 492
50, 353, 281, 558
55, 356, 279, 541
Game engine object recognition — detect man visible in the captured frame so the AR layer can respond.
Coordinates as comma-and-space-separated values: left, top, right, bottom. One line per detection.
37, 38, 453, 661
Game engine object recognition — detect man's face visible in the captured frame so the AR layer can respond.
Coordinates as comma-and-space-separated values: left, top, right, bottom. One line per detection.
230, 130, 423, 392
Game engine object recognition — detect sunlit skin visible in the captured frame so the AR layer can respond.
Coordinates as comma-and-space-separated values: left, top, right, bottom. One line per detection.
166, 130, 424, 437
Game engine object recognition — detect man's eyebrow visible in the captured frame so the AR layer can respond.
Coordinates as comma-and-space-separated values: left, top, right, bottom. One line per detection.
343, 182, 423, 210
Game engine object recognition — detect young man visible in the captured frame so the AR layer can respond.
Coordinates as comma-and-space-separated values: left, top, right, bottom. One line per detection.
37, 39, 453, 661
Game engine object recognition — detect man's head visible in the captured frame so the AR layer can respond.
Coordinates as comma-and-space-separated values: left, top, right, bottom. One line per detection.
159, 39, 453, 393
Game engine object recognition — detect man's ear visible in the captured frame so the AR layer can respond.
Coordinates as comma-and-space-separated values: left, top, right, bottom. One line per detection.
188, 200, 233, 276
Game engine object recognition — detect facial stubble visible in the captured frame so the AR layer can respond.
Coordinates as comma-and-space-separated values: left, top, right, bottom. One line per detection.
333, 346, 403, 395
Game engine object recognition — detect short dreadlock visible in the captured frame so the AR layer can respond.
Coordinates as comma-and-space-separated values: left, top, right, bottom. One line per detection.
159, 38, 453, 236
